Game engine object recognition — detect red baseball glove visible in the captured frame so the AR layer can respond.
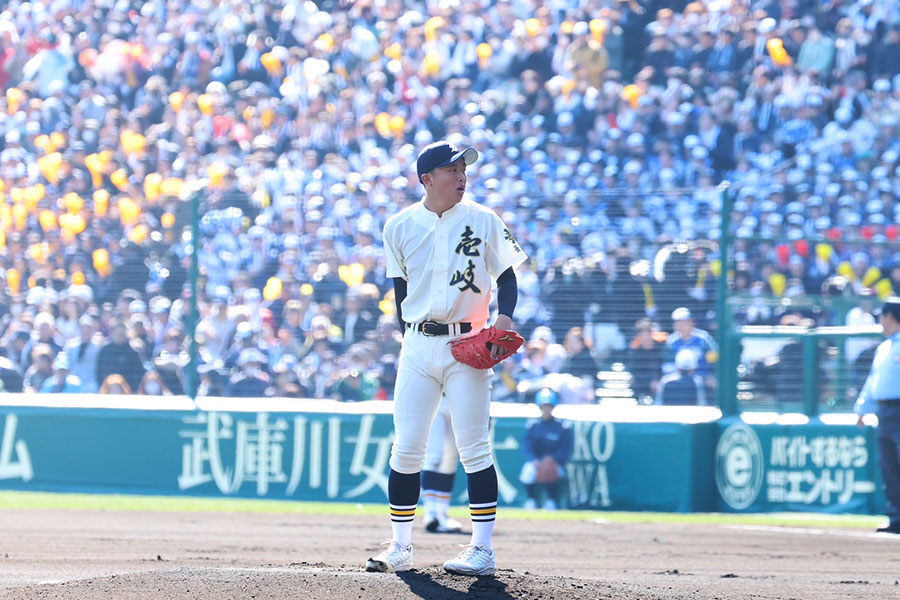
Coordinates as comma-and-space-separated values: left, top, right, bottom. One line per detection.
449, 327, 525, 369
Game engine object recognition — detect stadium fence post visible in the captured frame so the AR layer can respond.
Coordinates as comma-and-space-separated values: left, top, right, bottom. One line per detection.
716, 182, 735, 416
801, 332, 819, 417
186, 189, 201, 400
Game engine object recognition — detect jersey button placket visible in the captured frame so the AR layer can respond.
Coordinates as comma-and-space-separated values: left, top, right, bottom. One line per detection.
433, 221, 449, 320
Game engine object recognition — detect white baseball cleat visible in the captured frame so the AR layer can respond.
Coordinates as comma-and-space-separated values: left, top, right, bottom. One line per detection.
365, 540, 413, 573
542, 498, 557, 511
443, 544, 496, 576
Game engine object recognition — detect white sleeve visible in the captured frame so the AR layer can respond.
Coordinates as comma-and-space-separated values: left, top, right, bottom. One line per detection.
695, 375, 707, 406
383, 220, 406, 279
485, 211, 527, 279
655, 379, 666, 405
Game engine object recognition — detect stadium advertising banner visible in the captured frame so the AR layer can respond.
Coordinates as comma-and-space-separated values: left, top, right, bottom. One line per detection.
714, 418, 884, 514
0, 401, 884, 514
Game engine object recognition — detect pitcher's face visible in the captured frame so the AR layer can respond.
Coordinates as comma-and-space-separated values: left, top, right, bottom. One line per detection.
425, 160, 468, 205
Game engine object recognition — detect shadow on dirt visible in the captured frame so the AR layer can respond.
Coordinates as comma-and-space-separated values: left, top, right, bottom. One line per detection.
397, 570, 515, 600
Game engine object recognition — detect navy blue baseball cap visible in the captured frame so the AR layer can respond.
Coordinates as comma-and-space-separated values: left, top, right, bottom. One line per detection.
416, 141, 478, 183
874, 296, 900, 320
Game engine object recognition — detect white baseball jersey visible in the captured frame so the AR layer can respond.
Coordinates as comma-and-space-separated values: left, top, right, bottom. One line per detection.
383, 199, 527, 330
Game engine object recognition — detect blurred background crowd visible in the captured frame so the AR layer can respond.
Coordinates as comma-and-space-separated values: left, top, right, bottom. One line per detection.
0, 0, 898, 404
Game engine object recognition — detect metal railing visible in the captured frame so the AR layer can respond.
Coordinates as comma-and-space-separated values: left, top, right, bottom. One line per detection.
721, 324, 883, 416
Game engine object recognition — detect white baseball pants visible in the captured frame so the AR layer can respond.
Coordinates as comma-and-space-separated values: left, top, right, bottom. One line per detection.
423, 397, 459, 474
390, 328, 493, 474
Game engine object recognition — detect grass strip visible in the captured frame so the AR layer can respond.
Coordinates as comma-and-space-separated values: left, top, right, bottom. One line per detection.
0, 490, 884, 529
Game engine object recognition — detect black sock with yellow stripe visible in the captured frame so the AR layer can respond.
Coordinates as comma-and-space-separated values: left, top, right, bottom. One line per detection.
467, 464, 498, 548
422, 470, 454, 524
389, 469, 419, 546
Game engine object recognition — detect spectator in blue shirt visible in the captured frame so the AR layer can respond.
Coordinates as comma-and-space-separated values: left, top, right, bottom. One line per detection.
664, 307, 718, 391
40, 354, 83, 393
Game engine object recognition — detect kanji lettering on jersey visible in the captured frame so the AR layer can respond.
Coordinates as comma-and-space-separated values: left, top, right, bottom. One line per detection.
455, 225, 482, 256
504, 228, 522, 252
450, 259, 482, 293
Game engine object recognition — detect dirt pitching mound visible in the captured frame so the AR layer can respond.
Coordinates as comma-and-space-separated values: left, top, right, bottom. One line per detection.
0, 508, 898, 599
7, 563, 700, 600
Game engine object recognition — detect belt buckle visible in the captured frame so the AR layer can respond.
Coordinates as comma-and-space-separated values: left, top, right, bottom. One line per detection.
421, 321, 438, 336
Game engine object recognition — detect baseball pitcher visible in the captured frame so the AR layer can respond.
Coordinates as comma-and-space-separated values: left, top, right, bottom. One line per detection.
365, 140, 526, 576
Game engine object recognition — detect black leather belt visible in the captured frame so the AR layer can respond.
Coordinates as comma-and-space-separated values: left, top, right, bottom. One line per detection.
407, 321, 472, 336
878, 399, 900, 405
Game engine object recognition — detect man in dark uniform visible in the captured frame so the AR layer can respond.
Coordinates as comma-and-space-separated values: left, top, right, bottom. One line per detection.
855, 297, 900, 534
96, 319, 145, 391
656, 348, 707, 406
226, 348, 270, 397
519, 389, 573, 510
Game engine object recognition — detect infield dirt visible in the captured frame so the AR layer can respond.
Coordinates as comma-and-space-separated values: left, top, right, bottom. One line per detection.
0, 508, 897, 599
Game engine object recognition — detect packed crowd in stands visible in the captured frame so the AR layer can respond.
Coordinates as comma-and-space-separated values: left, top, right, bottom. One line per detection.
0, 0, 899, 403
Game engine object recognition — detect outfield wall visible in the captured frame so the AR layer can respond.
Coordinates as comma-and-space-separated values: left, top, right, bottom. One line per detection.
0, 397, 885, 514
